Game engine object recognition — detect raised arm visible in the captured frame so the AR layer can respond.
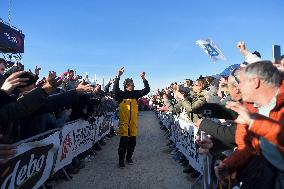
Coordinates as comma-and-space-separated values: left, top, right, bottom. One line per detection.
237, 41, 261, 64
104, 79, 114, 93
113, 67, 124, 101
136, 71, 150, 98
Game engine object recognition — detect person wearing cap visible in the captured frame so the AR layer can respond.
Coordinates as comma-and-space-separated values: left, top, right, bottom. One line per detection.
113, 67, 150, 168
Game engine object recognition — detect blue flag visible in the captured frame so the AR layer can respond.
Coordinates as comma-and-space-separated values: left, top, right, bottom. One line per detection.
196, 39, 226, 62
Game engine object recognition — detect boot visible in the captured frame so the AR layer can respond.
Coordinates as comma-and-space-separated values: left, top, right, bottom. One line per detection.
119, 159, 125, 169
118, 146, 127, 169
126, 158, 134, 165
126, 151, 134, 165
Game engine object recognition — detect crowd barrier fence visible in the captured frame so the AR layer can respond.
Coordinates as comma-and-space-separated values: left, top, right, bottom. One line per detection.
0, 112, 118, 189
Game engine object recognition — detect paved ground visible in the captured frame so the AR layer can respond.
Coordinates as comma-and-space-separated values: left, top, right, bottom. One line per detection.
56, 111, 196, 189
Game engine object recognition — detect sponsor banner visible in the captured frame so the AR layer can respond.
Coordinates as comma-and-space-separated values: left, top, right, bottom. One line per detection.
94, 116, 103, 143
54, 119, 96, 172
0, 131, 60, 189
158, 112, 203, 173
177, 119, 202, 173
96, 113, 112, 141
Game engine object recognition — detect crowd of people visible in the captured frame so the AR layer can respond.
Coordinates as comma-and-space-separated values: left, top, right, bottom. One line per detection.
0, 40, 284, 188
151, 42, 284, 189
0, 58, 121, 186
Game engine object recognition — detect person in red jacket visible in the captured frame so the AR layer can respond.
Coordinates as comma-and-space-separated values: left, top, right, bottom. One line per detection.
215, 61, 284, 188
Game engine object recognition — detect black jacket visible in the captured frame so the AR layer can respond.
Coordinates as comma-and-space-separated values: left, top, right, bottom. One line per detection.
19, 89, 81, 139
0, 88, 48, 125
0, 88, 49, 143
113, 77, 150, 104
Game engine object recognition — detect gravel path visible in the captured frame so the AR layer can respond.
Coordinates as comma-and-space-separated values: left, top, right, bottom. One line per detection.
56, 111, 194, 189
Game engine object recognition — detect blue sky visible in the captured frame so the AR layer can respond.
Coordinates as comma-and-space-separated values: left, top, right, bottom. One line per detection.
0, 0, 283, 91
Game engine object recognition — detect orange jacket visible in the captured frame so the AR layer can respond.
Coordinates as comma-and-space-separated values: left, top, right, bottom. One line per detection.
223, 81, 284, 173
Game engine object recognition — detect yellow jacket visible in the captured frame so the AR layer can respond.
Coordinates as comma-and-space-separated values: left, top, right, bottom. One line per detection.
114, 77, 150, 136
118, 99, 138, 136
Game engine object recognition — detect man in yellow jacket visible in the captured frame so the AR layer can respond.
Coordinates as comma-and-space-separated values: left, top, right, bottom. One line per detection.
113, 67, 150, 168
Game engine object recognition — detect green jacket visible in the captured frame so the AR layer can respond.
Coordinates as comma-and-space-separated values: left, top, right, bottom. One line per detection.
175, 90, 207, 122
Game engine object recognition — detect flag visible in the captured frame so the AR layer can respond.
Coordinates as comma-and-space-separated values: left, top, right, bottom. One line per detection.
196, 39, 226, 62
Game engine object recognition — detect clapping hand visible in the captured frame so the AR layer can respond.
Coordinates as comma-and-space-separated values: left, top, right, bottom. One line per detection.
76, 82, 94, 94
42, 71, 62, 94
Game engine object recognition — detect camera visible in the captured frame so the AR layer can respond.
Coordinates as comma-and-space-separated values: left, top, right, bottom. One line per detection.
193, 103, 238, 120
17, 71, 38, 88
4, 62, 24, 77
178, 85, 191, 94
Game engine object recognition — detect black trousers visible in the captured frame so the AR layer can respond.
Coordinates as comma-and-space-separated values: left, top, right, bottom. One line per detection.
118, 136, 136, 161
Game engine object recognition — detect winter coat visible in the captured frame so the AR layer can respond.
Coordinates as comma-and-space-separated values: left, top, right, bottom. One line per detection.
223, 81, 284, 174
113, 77, 150, 136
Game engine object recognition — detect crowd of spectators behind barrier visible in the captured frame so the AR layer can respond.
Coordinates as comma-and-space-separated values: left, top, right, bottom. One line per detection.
0, 59, 123, 185
0, 40, 284, 188
150, 42, 284, 189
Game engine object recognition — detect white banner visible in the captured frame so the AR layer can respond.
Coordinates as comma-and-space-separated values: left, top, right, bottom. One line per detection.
54, 119, 96, 172
94, 116, 104, 143
0, 131, 60, 189
0, 112, 116, 188
159, 112, 203, 173
96, 113, 112, 141
177, 118, 203, 173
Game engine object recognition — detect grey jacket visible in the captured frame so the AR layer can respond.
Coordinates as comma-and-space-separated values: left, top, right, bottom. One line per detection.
199, 119, 236, 149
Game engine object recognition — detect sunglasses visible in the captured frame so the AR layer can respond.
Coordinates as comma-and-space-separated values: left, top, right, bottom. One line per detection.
231, 68, 240, 84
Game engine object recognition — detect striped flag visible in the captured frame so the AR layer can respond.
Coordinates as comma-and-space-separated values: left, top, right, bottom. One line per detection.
196, 39, 226, 62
